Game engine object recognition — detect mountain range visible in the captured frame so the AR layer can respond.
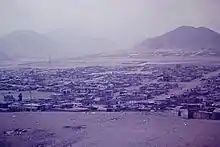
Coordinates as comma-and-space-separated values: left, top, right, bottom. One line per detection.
0, 30, 120, 60
1, 26, 220, 61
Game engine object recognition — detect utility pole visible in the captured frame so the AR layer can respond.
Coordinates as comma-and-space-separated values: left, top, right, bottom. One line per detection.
48, 55, 52, 68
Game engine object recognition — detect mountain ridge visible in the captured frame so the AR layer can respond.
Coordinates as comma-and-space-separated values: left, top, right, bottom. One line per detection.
0, 29, 120, 60
0, 30, 62, 59
136, 26, 220, 50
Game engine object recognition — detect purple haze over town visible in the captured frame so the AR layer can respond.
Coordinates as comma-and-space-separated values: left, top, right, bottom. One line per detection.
0, 1, 220, 147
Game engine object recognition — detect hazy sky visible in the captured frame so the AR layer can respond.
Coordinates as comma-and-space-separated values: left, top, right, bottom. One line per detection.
1, 0, 220, 48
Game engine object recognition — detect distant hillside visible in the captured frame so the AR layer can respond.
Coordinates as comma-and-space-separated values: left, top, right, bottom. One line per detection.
47, 29, 120, 56
0, 30, 120, 60
0, 31, 61, 60
137, 26, 220, 50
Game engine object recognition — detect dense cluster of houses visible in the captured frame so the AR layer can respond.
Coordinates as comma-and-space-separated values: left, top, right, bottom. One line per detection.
0, 64, 220, 120
169, 72, 220, 120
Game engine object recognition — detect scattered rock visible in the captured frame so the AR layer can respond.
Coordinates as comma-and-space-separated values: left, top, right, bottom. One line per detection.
3, 128, 30, 136
110, 117, 120, 121
63, 125, 86, 131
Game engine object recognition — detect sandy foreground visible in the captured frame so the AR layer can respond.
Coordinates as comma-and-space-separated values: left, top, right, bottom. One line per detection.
0, 112, 220, 147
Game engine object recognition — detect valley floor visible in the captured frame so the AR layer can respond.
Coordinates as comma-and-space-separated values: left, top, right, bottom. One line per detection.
0, 112, 220, 147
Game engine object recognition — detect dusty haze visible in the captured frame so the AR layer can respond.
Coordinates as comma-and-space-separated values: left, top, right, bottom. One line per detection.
1, 0, 220, 49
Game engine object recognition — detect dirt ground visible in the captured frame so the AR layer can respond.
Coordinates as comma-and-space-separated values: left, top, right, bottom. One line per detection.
0, 112, 220, 147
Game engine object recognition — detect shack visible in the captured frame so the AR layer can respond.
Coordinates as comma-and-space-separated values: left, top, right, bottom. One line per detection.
193, 111, 212, 120
212, 108, 220, 120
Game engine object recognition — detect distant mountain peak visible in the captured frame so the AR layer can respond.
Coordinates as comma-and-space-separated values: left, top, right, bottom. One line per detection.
0, 30, 61, 59
175, 26, 211, 31
176, 26, 196, 29
136, 26, 220, 50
